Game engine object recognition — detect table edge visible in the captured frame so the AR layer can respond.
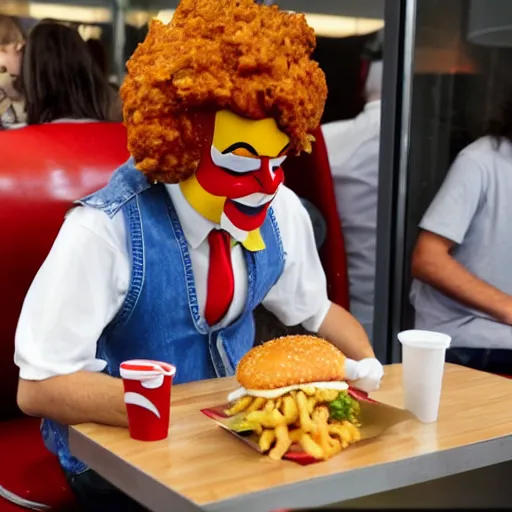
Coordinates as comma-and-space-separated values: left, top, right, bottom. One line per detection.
69, 428, 203, 512
207, 435, 512, 512
70, 425, 512, 512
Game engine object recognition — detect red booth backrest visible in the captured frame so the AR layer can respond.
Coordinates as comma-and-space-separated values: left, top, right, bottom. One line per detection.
0, 122, 129, 420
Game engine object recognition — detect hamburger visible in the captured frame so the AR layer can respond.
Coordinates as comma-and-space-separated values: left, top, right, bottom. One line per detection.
225, 335, 362, 461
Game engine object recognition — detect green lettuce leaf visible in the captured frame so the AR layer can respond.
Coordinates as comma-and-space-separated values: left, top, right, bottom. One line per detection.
328, 391, 360, 423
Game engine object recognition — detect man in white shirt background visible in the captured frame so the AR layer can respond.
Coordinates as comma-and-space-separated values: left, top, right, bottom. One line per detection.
322, 33, 383, 342
13, 2, 384, 510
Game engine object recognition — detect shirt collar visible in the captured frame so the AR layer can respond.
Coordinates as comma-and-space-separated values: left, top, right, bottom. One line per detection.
165, 184, 215, 249
165, 184, 266, 250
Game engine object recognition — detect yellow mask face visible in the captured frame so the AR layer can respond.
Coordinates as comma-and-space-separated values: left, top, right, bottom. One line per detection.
180, 110, 290, 250
212, 110, 290, 160
180, 174, 225, 223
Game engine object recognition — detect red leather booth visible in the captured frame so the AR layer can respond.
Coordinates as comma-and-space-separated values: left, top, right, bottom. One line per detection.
0, 121, 347, 510
0, 122, 129, 510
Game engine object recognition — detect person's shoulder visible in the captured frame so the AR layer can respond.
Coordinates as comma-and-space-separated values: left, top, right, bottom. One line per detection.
459, 136, 504, 162
457, 136, 512, 176
63, 205, 125, 251
322, 104, 380, 139
322, 118, 355, 139
322, 110, 379, 168
64, 205, 113, 232
322, 120, 350, 157
461, 135, 491, 152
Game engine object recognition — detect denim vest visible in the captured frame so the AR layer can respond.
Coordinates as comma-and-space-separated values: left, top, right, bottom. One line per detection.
42, 158, 285, 474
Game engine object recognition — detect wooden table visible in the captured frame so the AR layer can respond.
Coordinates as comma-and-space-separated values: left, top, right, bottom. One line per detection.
69, 364, 512, 511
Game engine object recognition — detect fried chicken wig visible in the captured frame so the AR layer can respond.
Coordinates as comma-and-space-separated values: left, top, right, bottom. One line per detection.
121, 0, 327, 183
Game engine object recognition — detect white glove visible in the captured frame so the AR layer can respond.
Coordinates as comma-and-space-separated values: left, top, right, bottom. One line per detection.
344, 358, 384, 394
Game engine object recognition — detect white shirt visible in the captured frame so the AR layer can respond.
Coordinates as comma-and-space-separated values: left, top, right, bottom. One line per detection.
322, 100, 381, 340
15, 184, 331, 380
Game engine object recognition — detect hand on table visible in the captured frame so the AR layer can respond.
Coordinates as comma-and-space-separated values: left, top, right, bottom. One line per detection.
344, 358, 384, 394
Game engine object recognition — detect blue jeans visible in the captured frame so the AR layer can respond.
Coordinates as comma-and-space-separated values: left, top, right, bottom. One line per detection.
446, 347, 512, 374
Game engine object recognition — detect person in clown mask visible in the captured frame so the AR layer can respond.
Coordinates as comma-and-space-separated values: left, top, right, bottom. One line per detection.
15, 0, 383, 508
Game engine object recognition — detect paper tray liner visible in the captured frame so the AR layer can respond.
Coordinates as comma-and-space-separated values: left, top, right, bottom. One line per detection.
201, 388, 412, 465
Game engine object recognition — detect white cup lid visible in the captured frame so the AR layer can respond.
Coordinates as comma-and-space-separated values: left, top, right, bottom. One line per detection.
120, 359, 176, 381
398, 329, 451, 350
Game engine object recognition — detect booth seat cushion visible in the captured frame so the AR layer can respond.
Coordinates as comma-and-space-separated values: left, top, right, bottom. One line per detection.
0, 122, 129, 421
0, 417, 76, 510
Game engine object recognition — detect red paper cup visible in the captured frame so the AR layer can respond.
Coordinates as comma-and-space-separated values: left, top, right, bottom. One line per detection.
120, 360, 176, 441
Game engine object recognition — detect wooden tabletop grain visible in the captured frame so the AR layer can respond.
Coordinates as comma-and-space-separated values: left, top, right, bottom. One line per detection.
69, 364, 512, 512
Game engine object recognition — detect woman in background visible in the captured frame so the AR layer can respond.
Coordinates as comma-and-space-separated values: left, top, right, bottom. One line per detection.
0, 15, 26, 128
85, 38, 123, 121
22, 21, 111, 125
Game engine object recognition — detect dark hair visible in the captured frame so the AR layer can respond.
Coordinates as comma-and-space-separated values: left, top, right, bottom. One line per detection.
485, 87, 512, 147
0, 15, 24, 46
22, 22, 110, 124
86, 38, 109, 78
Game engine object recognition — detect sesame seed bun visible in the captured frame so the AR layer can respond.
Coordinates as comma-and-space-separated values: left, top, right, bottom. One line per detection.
236, 335, 346, 390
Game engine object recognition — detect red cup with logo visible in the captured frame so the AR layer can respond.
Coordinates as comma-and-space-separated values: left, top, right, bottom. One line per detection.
119, 360, 176, 441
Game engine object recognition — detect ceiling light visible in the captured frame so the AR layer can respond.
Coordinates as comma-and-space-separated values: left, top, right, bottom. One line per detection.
156, 10, 383, 38
3, 2, 111, 23
3, 4, 383, 39
3, 2, 149, 27
155, 10, 175, 24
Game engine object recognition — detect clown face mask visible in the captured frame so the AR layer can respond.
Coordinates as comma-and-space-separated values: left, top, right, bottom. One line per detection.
180, 110, 290, 247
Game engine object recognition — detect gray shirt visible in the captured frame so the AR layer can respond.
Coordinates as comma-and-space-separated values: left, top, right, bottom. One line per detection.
323, 100, 381, 341
410, 136, 512, 349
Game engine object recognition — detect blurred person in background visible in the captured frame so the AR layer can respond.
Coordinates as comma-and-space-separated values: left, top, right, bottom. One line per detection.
86, 38, 123, 121
411, 88, 512, 374
0, 15, 26, 128
321, 33, 383, 342
85, 38, 109, 78
21, 21, 111, 125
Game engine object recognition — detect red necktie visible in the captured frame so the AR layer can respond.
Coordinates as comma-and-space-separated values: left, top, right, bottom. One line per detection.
205, 229, 235, 326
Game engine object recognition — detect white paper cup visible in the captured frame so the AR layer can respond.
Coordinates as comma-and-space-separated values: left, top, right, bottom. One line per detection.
398, 330, 451, 423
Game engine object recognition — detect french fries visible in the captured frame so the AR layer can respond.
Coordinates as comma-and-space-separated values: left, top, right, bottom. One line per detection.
269, 424, 292, 461
247, 397, 266, 413
225, 389, 361, 461
225, 395, 253, 416
259, 429, 276, 452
